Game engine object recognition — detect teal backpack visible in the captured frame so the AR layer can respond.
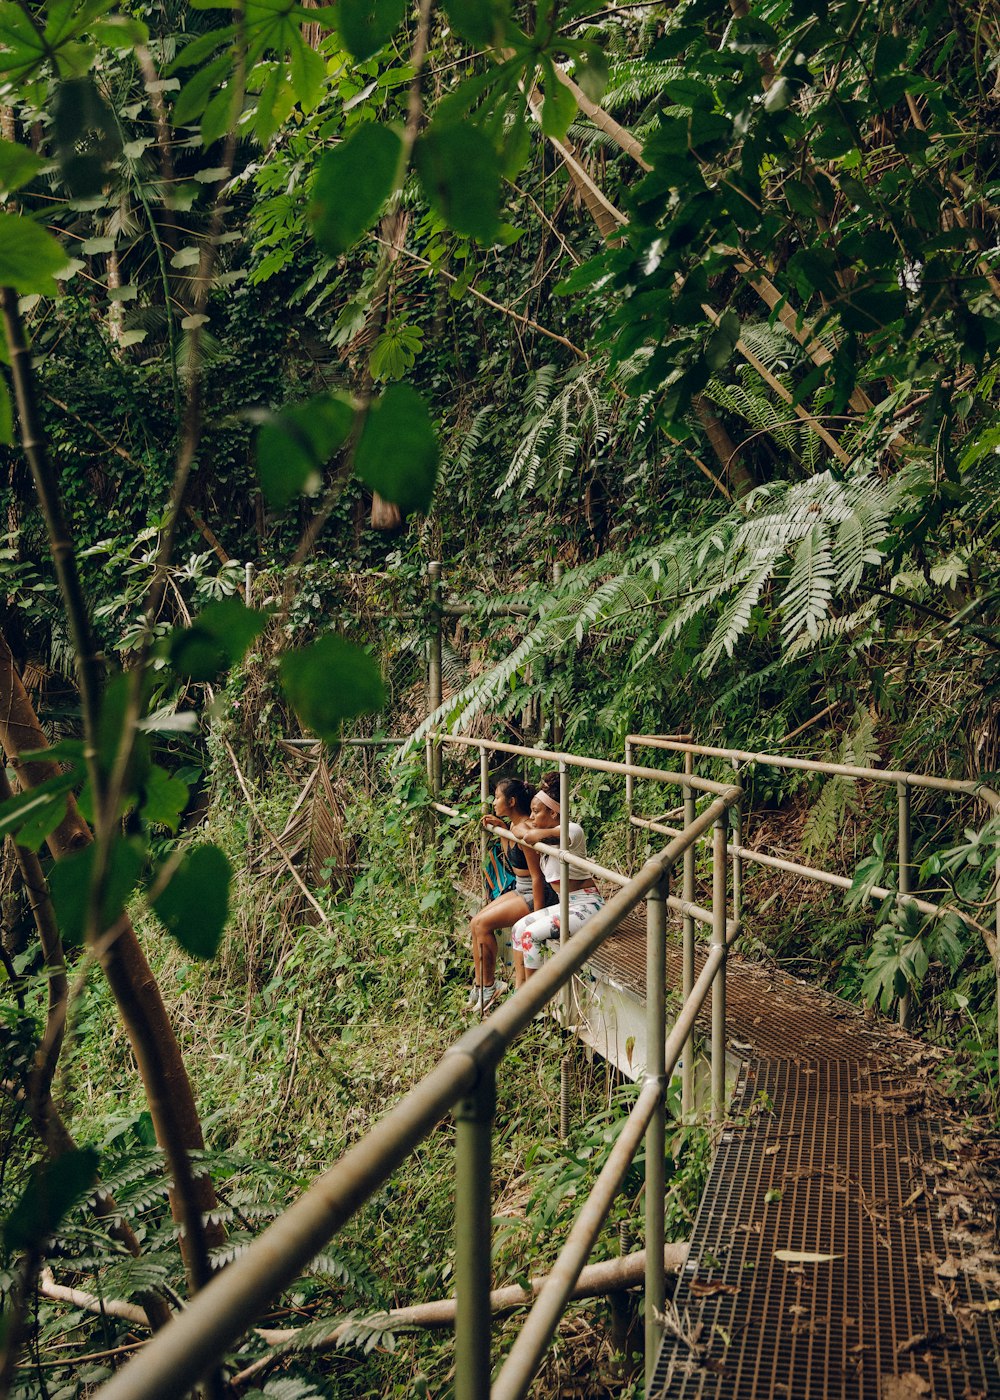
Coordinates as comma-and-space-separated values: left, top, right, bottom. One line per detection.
484, 838, 516, 901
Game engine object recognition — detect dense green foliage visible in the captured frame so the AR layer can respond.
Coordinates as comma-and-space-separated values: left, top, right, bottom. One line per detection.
1, 0, 1000, 1390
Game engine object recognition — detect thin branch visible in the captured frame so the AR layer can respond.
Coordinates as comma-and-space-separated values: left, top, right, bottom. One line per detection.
220, 733, 334, 929
0, 291, 103, 781
373, 236, 590, 359
103, 5, 250, 854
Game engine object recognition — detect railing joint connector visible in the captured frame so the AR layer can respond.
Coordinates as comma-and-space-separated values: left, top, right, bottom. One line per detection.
444, 1024, 505, 1080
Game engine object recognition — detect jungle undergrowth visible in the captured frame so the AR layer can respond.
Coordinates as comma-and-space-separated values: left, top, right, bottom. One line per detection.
31, 756, 706, 1397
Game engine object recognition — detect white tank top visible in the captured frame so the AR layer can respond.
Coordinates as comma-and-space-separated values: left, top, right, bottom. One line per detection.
539, 821, 589, 882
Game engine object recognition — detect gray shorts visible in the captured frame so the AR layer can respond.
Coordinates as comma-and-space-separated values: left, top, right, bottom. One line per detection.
515, 875, 538, 911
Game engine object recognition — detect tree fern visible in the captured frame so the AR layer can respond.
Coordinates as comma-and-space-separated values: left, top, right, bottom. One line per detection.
404, 465, 916, 747
497, 365, 607, 499
781, 524, 835, 641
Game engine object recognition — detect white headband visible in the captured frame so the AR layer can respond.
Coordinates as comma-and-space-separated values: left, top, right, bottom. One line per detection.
536, 790, 560, 813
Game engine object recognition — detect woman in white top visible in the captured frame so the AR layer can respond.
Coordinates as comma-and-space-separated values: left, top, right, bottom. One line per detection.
511, 772, 605, 977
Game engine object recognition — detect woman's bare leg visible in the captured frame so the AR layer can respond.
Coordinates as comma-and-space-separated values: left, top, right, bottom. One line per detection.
470, 892, 529, 988
513, 950, 525, 988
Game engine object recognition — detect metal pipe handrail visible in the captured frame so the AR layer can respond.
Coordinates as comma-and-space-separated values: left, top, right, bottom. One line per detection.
438, 732, 734, 795
97, 784, 742, 1400
626, 734, 1000, 807
500, 823, 735, 934
626, 732, 1000, 1055
493, 1081, 662, 1400
632, 815, 959, 923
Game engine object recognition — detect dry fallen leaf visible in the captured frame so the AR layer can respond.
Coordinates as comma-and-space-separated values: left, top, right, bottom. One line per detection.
896, 1330, 949, 1356
880, 1373, 930, 1399
935, 1257, 959, 1279
774, 1250, 842, 1264
689, 1279, 739, 1298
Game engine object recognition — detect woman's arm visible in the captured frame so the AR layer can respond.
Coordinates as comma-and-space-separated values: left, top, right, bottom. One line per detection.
524, 844, 548, 910
517, 823, 552, 848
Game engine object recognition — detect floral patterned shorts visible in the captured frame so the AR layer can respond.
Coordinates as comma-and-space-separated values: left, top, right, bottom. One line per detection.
512, 886, 605, 971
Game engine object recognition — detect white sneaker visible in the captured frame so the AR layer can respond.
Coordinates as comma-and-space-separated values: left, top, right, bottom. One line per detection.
463, 984, 483, 1011
479, 980, 508, 1014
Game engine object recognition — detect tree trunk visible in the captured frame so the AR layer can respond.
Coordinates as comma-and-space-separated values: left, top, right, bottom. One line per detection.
0, 627, 223, 1292
366, 208, 410, 533
693, 395, 757, 498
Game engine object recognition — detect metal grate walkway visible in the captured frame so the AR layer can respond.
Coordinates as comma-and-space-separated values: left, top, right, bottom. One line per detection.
586, 913, 1000, 1400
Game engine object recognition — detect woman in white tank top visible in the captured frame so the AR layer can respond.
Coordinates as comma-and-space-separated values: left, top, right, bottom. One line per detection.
511, 772, 605, 978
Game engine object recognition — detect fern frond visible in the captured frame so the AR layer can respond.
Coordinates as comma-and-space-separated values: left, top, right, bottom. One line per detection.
781, 523, 834, 641
601, 61, 685, 110
783, 597, 880, 659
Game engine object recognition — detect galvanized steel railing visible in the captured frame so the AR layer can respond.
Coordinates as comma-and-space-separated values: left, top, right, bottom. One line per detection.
626, 734, 1000, 1040
97, 737, 742, 1400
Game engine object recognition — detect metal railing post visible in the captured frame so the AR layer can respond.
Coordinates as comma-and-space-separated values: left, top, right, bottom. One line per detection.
625, 738, 634, 870
559, 759, 572, 1140
453, 1064, 496, 1400
710, 814, 728, 1123
682, 752, 696, 1118
732, 764, 743, 925
644, 871, 668, 1390
897, 780, 912, 1028
244, 560, 253, 608
427, 561, 443, 796
550, 561, 564, 748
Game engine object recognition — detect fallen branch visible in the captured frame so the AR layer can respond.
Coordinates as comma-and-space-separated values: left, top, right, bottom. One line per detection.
231, 1244, 689, 1385
40, 1270, 150, 1328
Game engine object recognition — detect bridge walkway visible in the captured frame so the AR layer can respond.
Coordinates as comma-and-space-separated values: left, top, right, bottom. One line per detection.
578, 910, 1000, 1400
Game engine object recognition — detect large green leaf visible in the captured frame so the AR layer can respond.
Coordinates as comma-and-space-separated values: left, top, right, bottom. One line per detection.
49, 838, 144, 948
141, 765, 190, 834
309, 124, 402, 257
573, 48, 609, 103
165, 25, 233, 72
0, 0, 47, 80
279, 633, 386, 742
289, 30, 326, 110
354, 384, 439, 513
442, 0, 508, 46
414, 122, 501, 242
0, 770, 79, 852
0, 139, 41, 193
256, 392, 355, 509
151, 844, 230, 960
539, 62, 576, 140
4, 1147, 100, 1252
167, 598, 269, 682
838, 287, 907, 333
0, 215, 70, 294
338, 0, 404, 60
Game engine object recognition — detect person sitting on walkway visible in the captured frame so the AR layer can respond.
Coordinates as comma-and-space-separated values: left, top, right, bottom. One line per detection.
467, 777, 547, 1013
511, 771, 605, 979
